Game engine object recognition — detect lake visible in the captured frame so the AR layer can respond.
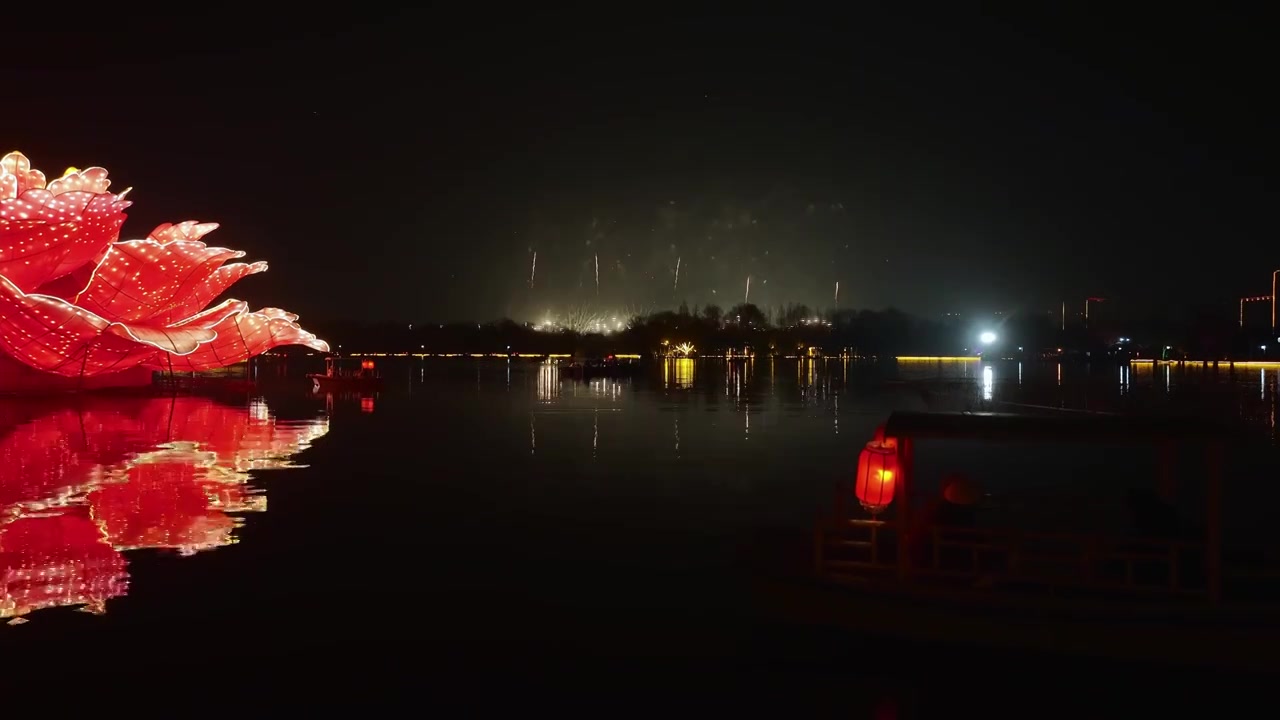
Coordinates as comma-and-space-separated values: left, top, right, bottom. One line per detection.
2, 357, 1276, 707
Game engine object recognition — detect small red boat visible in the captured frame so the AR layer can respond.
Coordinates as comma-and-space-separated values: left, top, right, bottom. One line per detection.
308, 357, 384, 392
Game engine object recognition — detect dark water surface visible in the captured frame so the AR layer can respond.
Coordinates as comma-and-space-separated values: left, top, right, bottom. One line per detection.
2, 358, 1277, 706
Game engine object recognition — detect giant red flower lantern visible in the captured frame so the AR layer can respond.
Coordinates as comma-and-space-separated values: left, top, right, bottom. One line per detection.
0, 151, 327, 378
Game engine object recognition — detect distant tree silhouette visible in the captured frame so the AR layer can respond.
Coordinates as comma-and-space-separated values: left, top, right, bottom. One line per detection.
781, 303, 813, 327
308, 301, 1211, 361
728, 303, 768, 328
702, 304, 723, 326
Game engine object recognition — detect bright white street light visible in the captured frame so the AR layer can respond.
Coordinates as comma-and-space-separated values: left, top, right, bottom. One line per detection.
979, 331, 997, 345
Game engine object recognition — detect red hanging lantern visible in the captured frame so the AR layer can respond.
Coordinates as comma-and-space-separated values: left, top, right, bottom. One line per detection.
855, 425, 900, 514
361, 359, 375, 371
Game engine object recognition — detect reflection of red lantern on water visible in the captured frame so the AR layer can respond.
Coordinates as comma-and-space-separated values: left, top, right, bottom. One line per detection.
0, 509, 128, 620
89, 461, 247, 555
855, 426, 900, 514
360, 397, 375, 413
0, 396, 328, 620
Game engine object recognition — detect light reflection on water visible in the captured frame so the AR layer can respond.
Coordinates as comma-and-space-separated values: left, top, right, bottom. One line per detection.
3, 359, 1276, 687
495, 357, 1279, 545
897, 358, 1278, 440
0, 396, 327, 623
496, 357, 1279, 541
496, 357, 1280, 472
663, 358, 695, 389
537, 360, 559, 401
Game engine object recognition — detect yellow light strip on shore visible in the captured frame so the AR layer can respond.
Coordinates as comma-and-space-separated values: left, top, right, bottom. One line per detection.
1131, 359, 1280, 368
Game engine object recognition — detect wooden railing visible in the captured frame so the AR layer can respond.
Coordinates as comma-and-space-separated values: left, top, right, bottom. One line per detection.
816, 517, 1208, 600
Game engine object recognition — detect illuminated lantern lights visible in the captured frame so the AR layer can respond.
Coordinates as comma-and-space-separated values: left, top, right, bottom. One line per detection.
1, 396, 328, 620
0, 152, 328, 379
0, 510, 127, 620
855, 426, 900, 514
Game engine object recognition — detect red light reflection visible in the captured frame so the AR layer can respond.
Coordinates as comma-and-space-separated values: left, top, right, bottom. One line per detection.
0, 397, 326, 622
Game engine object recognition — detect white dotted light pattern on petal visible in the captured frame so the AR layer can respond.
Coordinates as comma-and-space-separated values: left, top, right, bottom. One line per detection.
72, 223, 267, 325
160, 304, 329, 372
0, 152, 328, 378
0, 275, 215, 377
1, 152, 131, 290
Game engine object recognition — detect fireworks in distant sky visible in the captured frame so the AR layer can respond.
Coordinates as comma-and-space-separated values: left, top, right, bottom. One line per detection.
510, 199, 866, 320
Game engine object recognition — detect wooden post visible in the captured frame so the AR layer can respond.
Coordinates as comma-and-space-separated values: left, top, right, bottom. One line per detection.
897, 436, 914, 580
1206, 441, 1223, 605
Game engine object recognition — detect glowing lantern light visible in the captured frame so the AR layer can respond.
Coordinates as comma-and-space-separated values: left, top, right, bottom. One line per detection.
855, 425, 900, 514
0, 151, 328, 381
361, 359, 375, 371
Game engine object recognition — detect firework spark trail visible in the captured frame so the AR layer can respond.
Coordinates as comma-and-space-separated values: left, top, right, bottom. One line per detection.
594, 254, 599, 296
835, 281, 839, 303
745, 275, 751, 304
529, 251, 537, 288
674, 257, 681, 292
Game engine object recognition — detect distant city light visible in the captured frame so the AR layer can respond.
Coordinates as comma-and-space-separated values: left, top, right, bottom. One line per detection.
979, 331, 997, 345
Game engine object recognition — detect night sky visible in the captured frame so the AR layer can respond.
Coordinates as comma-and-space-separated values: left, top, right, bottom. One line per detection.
3, 8, 1271, 325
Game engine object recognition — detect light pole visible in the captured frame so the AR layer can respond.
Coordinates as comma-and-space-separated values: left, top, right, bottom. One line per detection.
1084, 297, 1105, 329
1273, 270, 1278, 331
